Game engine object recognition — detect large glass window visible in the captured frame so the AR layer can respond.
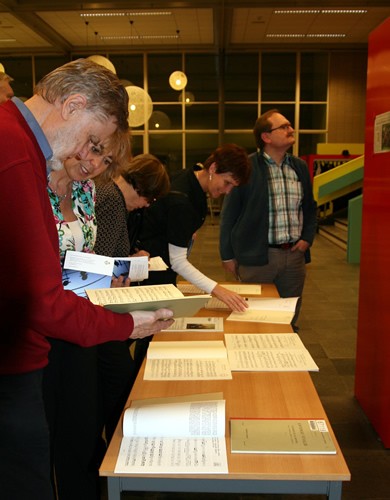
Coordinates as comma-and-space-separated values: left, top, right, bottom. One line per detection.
149, 105, 182, 131
109, 54, 144, 88
225, 104, 258, 130
186, 104, 218, 130
224, 53, 259, 102
1, 49, 332, 162
148, 133, 183, 175
185, 54, 219, 102
300, 104, 327, 130
261, 53, 296, 102
148, 54, 183, 102
300, 53, 328, 101
186, 133, 219, 168
2, 57, 33, 99
223, 132, 257, 154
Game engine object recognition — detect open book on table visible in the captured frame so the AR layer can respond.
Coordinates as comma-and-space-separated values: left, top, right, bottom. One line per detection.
114, 398, 228, 474
227, 297, 299, 323
86, 283, 210, 318
144, 340, 232, 380
230, 418, 336, 454
224, 333, 319, 372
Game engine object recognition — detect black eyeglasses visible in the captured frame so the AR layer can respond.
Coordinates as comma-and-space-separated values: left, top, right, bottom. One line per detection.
267, 123, 293, 133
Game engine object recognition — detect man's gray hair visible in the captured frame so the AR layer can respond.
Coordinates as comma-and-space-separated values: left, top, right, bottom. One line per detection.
34, 58, 129, 131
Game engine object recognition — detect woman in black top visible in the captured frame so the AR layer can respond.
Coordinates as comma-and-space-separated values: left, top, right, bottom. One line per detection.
139, 143, 251, 311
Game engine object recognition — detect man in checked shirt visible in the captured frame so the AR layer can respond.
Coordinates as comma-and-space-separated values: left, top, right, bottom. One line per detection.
219, 109, 317, 330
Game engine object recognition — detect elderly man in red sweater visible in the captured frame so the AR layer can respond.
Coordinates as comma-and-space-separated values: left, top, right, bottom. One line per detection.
0, 59, 173, 500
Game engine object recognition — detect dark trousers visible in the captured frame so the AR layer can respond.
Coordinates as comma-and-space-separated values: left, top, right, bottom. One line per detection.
97, 340, 137, 449
42, 339, 99, 500
0, 370, 54, 500
239, 248, 306, 327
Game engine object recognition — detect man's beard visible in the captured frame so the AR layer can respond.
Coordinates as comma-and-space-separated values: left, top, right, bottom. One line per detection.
47, 129, 74, 171
47, 156, 64, 172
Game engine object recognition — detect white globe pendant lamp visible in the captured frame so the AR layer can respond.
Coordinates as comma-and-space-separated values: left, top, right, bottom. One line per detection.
169, 70, 187, 91
87, 55, 116, 74
126, 86, 153, 127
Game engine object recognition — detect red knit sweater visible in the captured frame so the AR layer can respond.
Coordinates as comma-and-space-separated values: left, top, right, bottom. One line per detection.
0, 100, 133, 374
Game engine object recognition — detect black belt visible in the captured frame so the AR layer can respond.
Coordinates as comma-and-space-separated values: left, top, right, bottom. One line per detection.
268, 242, 296, 249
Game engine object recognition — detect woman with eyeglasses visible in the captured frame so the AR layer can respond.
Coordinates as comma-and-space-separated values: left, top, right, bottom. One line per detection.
93, 153, 170, 459
94, 154, 170, 260
43, 131, 132, 500
44, 137, 171, 500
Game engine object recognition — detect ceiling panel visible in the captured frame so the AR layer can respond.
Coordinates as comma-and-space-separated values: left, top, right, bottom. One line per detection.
0, 12, 51, 48
230, 7, 390, 46
36, 9, 214, 48
0, 1, 389, 54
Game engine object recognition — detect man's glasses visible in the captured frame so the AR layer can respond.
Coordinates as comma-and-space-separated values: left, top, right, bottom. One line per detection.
267, 123, 293, 133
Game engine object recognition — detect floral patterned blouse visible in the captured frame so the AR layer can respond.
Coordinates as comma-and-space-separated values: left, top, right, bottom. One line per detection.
47, 179, 97, 263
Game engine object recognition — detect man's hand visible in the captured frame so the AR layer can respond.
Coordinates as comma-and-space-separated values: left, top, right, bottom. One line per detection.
130, 309, 174, 339
291, 240, 310, 253
222, 259, 240, 279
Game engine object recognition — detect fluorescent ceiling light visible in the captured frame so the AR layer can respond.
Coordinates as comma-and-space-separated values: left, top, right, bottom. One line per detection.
321, 10, 367, 14
267, 33, 346, 38
274, 10, 320, 14
307, 34, 347, 38
80, 11, 171, 18
274, 9, 367, 15
267, 34, 305, 38
101, 34, 179, 40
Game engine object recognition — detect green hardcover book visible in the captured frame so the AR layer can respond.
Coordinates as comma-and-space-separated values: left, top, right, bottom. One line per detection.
230, 418, 337, 454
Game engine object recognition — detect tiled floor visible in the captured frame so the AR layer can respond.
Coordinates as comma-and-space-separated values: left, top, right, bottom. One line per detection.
103, 216, 390, 500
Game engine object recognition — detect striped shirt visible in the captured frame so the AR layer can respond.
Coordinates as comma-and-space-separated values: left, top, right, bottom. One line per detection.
263, 152, 303, 244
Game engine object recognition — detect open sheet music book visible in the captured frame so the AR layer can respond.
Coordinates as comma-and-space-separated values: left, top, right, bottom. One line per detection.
144, 340, 232, 380
114, 398, 228, 474
86, 284, 210, 318
230, 418, 336, 454
227, 297, 299, 324
224, 333, 319, 372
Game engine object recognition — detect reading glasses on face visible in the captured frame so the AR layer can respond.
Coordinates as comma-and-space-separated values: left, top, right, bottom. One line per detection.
268, 123, 293, 132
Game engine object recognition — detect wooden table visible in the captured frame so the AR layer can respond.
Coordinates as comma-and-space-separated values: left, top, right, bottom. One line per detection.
100, 284, 350, 499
